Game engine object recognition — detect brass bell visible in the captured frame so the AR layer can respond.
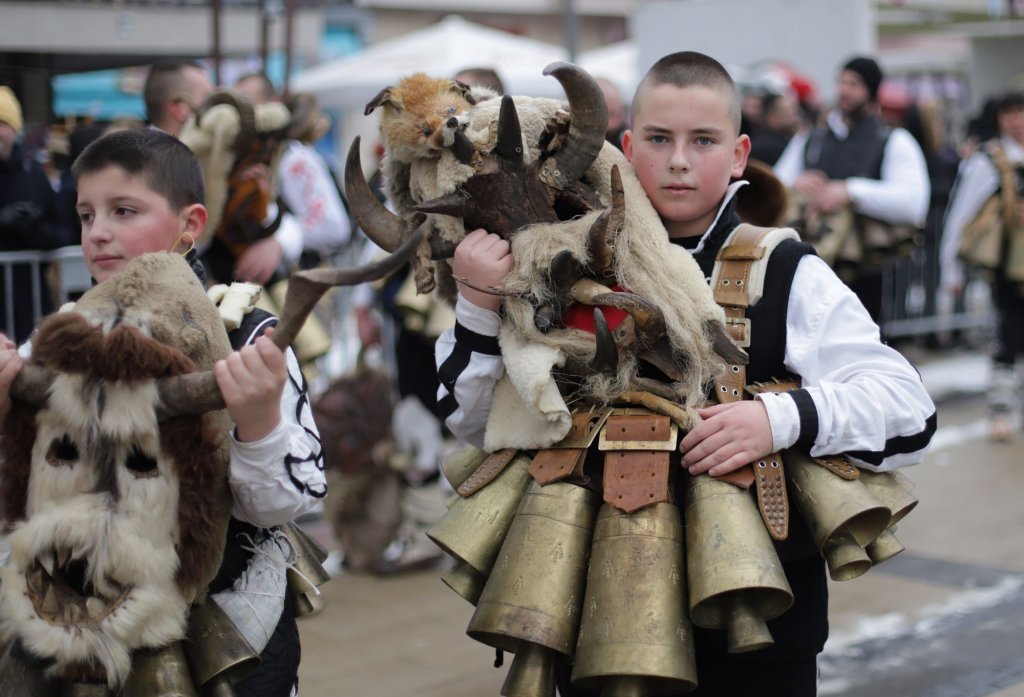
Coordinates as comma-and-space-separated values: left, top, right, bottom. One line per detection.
785, 451, 892, 581
184, 598, 260, 690
442, 446, 489, 490
122, 641, 198, 697
857, 470, 918, 525
468, 480, 597, 656
684, 474, 793, 653
572, 503, 697, 694
441, 560, 487, 606
0, 641, 59, 697
427, 454, 533, 577
500, 641, 557, 697
866, 527, 905, 566
281, 523, 331, 617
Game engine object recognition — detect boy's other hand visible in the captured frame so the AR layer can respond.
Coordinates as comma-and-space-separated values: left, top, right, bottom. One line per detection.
452, 229, 513, 312
0, 335, 23, 426
215, 333, 286, 442
792, 170, 827, 199
234, 237, 283, 285
680, 400, 773, 478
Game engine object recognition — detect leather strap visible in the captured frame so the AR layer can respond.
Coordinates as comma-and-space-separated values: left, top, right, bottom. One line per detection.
813, 453, 860, 480
754, 452, 789, 540
599, 413, 676, 450
603, 450, 671, 513
529, 448, 586, 486
457, 448, 518, 497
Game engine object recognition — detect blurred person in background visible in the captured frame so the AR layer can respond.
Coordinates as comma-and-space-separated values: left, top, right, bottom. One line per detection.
940, 91, 1024, 441
596, 77, 628, 150
454, 66, 505, 95
143, 59, 213, 137
749, 90, 801, 166
0, 86, 62, 343
775, 55, 929, 325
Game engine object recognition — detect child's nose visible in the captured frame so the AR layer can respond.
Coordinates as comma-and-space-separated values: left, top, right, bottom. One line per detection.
669, 145, 689, 171
85, 215, 112, 241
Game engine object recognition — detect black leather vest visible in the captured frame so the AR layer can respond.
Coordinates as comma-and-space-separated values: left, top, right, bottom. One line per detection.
802, 114, 891, 181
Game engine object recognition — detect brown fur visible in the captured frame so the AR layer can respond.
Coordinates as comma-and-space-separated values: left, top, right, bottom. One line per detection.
3, 310, 231, 597
367, 73, 475, 163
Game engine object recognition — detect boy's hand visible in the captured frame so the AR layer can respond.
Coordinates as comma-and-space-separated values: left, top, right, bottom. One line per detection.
680, 401, 773, 478
0, 335, 23, 426
452, 229, 513, 312
215, 333, 286, 442
235, 237, 283, 285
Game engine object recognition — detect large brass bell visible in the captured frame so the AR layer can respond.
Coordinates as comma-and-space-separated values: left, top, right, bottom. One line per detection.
184, 597, 260, 695
441, 560, 487, 606
0, 641, 59, 697
122, 641, 198, 697
572, 503, 697, 695
684, 474, 793, 653
784, 451, 892, 581
858, 470, 917, 566
282, 523, 331, 617
60, 684, 110, 697
427, 454, 533, 577
468, 480, 597, 656
500, 641, 558, 697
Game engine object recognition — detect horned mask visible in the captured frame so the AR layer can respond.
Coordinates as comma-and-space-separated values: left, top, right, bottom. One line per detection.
0, 253, 234, 687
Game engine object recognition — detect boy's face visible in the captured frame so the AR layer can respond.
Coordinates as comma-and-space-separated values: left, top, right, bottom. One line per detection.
77, 165, 205, 284
998, 104, 1024, 146
623, 83, 750, 238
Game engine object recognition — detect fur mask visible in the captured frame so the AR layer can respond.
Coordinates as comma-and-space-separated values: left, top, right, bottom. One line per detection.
0, 253, 234, 687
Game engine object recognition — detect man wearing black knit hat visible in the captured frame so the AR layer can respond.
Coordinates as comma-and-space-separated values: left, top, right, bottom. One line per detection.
775, 55, 929, 327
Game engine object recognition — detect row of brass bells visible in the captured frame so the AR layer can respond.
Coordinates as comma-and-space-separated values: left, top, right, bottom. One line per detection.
784, 451, 892, 581
468, 480, 598, 697
184, 598, 260, 696
572, 503, 697, 695
438, 447, 492, 604
282, 522, 332, 617
684, 473, 793, 653
429, 453, 534, 605
123, 642, 197, 697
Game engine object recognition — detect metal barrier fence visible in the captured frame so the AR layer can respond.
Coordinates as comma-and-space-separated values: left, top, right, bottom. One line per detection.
0, 246, 91, 340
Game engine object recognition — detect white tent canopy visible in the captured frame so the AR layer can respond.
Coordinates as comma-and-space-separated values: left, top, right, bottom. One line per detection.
293, 15, 572, 109
578, 41, 640, 103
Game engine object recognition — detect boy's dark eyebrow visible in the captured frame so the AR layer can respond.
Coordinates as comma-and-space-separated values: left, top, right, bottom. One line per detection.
641, 124, 725, 136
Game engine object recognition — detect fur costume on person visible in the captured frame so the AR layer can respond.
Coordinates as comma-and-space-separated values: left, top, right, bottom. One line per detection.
0, 253, 234, 688
349, 71, 729, 448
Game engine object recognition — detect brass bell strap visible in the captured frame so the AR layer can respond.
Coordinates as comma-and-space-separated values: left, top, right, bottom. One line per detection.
813, 454, 860, 480
755, 453, 788, 540
458, 448, 519, 497
597, 411, 676, 513
527, 408, 612, 486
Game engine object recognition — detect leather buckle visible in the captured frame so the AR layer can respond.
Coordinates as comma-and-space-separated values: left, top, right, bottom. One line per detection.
724, 316, 751, 347
598, 414, 677, 451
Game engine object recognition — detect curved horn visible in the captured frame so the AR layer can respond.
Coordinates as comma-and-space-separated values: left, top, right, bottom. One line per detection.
589, 308, 618, 374
589, 291, 666, 348
540, 62, 608, 190
156, 228, 427, 420
199, 89, 258, 154
9, 364, 55, 408
452, 129, 476, 166
587, 164, 624, 278
344, 136, 404, 253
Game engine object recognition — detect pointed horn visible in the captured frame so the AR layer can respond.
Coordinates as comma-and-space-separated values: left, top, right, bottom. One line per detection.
587, 164, 624, 278
589, 291, 666, 348
452, 129, 476, 166
415, 192, 469, 219
156, 227, 426, 420
344, 136, 404, 253
540, 62, 608, 190
9, 364, 55, 408
494, 95, 524, 163
589, 308, 618, 374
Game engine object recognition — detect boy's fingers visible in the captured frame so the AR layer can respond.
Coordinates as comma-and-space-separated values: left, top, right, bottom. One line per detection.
253, 336, 286, 373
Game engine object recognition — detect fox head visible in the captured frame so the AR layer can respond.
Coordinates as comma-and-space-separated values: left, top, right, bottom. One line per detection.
365, 73, 479, 162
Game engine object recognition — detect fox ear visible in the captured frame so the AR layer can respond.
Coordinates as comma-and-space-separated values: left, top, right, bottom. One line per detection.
364, 87, 397, 116
452, 79, 476, 105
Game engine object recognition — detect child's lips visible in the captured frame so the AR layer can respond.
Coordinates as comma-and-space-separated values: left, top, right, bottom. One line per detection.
92, 254, 121, 266
663, 183, 695, 195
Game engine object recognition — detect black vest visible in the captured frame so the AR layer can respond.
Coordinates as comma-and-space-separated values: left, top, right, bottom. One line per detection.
802, 114, 891, 181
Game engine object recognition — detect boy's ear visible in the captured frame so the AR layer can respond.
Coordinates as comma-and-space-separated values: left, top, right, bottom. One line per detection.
621, 130, 634, 162
180, 203, 207, 241
731, 133, 752, 178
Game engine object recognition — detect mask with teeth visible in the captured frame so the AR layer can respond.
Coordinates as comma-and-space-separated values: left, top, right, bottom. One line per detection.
0, 253, 235, 688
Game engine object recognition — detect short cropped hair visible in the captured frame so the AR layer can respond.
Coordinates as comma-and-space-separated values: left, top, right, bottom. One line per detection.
234, 72, 277, 103
998, 91, 1024, 114
633, 51, 741, 133
72, 129, 205, 211
144, 59, 205, 123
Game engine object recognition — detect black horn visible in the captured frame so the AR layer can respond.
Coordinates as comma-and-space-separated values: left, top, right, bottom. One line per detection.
540, 63, 608, 190
344, 136, 404, 253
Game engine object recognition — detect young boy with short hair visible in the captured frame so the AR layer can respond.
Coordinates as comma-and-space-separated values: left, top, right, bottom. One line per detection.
0, 128, 324, 697
436, 51, 936, 695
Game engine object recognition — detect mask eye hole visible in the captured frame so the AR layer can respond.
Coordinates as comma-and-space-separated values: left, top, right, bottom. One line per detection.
46, 435, 79, 467
125, 445, 159, 478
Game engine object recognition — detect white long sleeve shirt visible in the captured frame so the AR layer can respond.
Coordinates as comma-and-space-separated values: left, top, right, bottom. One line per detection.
939, 135, 1024, 291
436, 195, 935, 473
277, 140, 351, 256
774, 111, 930, 227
